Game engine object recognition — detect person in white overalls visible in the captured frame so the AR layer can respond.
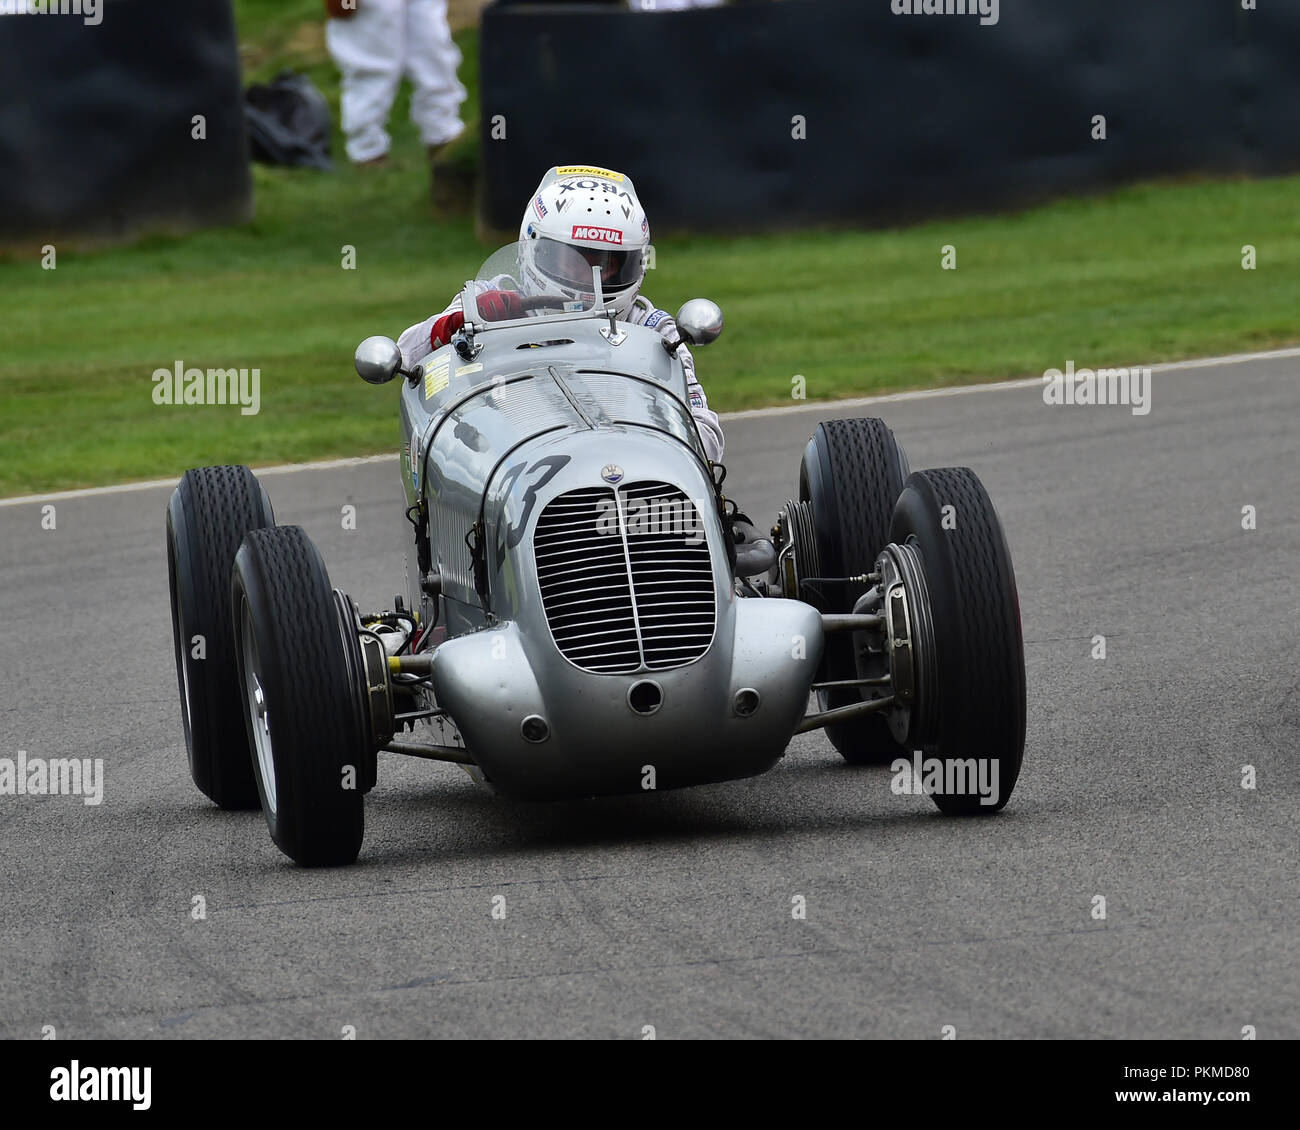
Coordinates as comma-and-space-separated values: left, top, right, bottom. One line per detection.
325, 0, 466, 166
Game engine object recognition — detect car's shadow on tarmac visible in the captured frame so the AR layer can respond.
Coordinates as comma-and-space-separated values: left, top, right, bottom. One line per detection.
163, 753, 1037, 874
345, 759, 1019, 869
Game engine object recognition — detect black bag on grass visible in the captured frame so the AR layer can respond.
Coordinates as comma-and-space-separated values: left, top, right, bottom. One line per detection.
244, 71, 333, 171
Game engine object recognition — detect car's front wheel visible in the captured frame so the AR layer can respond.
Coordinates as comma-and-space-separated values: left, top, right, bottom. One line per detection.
232, 526, 367, 866
799, 417, 912, 764
166, 465, 275, 809
889, 468, 1026, 813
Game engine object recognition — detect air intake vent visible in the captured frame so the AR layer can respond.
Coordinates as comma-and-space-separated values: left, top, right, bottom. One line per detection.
533, 481, 716, 674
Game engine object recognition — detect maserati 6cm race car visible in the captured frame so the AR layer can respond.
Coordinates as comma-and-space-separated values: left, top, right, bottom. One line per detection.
165, 244, 1027, 865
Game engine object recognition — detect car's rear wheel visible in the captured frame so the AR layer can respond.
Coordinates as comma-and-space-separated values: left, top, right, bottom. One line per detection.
799, 417, 912, 764
232, 525, 367, 866
889, 468, 1026, 813
166, 466, 275, 809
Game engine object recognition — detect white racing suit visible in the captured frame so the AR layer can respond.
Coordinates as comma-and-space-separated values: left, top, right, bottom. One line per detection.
325, 0, 466, 163
397, 288, 726, 463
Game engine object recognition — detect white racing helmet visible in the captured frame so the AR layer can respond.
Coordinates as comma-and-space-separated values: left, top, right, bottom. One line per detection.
518, 165, 649, 316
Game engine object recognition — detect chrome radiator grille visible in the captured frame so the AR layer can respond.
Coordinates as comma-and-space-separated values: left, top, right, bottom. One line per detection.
532, 481, 716, 674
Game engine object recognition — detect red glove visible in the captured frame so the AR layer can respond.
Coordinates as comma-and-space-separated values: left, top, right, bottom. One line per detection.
429, 310, 464, 350
429, 290, 523, 351
476, 289, 524, 321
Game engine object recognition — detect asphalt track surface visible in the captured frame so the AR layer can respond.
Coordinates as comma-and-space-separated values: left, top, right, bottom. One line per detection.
0, 354, 1295, 1040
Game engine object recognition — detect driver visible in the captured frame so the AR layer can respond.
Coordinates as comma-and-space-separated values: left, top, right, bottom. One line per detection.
396, 165, 726, 463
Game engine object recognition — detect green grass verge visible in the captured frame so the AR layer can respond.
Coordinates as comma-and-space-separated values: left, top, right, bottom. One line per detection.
0, 3, 1296, 496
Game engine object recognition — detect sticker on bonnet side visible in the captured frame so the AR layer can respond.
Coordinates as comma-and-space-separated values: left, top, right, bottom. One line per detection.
424, 355, 450, 398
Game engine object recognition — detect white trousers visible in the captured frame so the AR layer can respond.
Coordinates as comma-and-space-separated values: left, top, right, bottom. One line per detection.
326, 0, 467, 163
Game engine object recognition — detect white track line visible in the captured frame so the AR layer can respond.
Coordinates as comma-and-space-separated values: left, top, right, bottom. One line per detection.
721, 344, 1300, 420
0, 454, 396, 508
3, 345, 1296, 508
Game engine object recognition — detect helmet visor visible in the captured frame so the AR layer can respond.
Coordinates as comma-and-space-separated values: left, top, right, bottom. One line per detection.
534, 237, 643, 293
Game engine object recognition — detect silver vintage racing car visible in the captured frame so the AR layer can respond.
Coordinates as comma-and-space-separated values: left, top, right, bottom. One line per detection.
165, 244, 1027, 865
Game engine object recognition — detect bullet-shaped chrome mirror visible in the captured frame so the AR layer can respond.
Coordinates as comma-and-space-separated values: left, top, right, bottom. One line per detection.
355, 336, 403, 384
675, 299, 724, 346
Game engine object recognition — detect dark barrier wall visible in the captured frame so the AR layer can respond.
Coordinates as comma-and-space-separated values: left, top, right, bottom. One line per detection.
480, 0, 1300, 232
0, 0, 251, 244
